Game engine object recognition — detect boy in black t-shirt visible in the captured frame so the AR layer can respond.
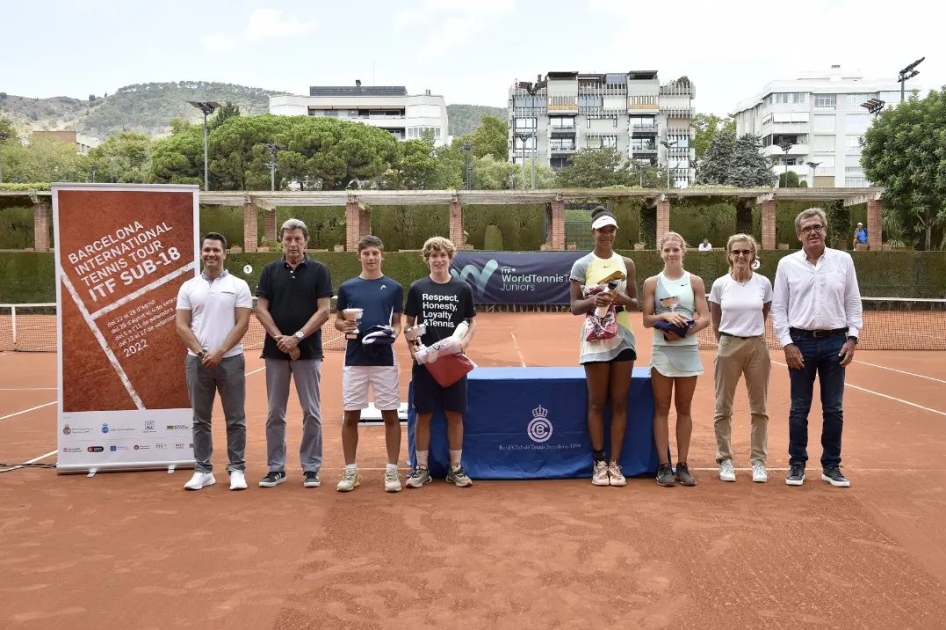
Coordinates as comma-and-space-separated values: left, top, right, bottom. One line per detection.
403, 237, 476, 488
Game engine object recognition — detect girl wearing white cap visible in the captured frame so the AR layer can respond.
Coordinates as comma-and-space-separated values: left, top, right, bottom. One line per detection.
642, 231, 710, 487
569, 207, 639, 487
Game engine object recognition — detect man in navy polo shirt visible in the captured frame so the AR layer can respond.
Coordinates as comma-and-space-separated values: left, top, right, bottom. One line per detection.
255, 219, 334, 489
175, 232, 253, 491
334, 235, 404, 493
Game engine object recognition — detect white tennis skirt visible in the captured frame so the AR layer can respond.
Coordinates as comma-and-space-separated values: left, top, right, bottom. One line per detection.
651, 344, 704, 378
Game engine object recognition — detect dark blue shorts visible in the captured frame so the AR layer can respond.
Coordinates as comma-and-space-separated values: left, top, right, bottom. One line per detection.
411, 362, 468, 414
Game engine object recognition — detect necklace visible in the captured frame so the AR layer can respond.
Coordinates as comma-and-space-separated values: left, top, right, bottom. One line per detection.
731, 272, 751, 286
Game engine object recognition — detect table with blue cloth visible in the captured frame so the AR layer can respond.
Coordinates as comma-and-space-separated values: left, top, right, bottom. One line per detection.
407, 366, 657, 480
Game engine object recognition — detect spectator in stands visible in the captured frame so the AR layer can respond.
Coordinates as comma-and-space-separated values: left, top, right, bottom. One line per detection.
175, 232, 253, 491
255, 219, 334, 489
772, 208, 863, 488
854, 222, 868, 246
404, 236, 477, 488
334, 235, 404, 493
642, 232, 711, 487
569, 206, 639, 487
699, 238, 713, 251
708, 234, 773, 484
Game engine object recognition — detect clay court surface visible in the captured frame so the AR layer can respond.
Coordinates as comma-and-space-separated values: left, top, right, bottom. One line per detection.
2, 312, 946, 629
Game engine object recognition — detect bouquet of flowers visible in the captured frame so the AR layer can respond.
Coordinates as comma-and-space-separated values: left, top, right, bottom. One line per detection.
582, 270, 625, 342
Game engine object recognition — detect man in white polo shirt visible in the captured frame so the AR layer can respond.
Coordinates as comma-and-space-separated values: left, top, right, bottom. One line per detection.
175, 232, 253, 491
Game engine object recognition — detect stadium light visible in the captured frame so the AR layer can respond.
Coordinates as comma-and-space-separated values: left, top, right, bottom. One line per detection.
660, 139, 677, 188
898, 57, 924, 102
262, 143, 284, 192
861, 98, 886, 116
806, 161, 822, 187
187, 101, 220, 191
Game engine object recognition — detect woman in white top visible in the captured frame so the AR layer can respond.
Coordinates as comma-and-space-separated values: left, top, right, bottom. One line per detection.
569, 208, 638, 488
708, 234, 773, 483
642, 232, 710, 487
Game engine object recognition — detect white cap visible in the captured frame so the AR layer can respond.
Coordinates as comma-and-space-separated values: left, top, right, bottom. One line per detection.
857, 222, 863, 225
591, 215, 618, 230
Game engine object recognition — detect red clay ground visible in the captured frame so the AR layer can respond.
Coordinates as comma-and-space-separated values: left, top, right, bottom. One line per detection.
1, 313, 945, 629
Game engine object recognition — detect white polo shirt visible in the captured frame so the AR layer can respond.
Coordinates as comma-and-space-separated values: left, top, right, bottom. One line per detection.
176, 270, 253, 358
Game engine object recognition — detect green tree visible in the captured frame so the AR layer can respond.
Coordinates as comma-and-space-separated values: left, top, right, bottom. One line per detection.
469, 115, 508, 161
692, 113, 735, 161
210, 102, 241, 130
150, 123, 204, 185
778, 170, 801, 187
0, 116, 16, 183
0, 134, 83, 183
629, 161, 668, 188
697, 129, 776, 187
208, 114, 287, 190
556, 148, 633, 188
386, 138, 439, 189
83, 131, 153, 183
861, 87, 946, 250
278, 117, 398, 191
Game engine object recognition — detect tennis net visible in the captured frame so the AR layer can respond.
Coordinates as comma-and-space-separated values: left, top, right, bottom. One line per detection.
2, 297, 944, 352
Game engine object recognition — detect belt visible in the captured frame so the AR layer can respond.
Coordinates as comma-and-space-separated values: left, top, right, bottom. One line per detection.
720, 332, 762, 340
789, 327, 847, 339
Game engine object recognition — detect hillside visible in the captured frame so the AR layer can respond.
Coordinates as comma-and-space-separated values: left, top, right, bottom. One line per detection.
0, 81, 286, 139
446, 104, 506, 137
0, 83, 506, 140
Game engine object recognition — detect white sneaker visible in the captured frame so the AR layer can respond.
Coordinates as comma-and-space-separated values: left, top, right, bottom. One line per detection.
184, 471, 215, 491
384, 470, 402, 492
592, 461, 609, 486
336, 469, 360, 492
719, 459, 736, 482
752, 462, 769, 483
229, 470, 247, 491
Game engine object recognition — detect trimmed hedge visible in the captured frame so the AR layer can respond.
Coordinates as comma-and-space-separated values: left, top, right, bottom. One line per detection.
3, 250, 943, 304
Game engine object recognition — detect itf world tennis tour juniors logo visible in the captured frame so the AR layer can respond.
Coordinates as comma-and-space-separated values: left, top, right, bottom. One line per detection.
527, 405, 553, 443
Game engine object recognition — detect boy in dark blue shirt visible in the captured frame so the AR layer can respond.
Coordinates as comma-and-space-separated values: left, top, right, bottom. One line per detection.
334, 235, 404, 492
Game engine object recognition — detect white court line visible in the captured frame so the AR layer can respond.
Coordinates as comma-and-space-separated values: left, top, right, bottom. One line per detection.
0, 387, 57, 391
60, 273, 144, 410
90, 261, 195, 321
246, 366, 266, 376
510, 332, 527, 367
0, 401, 57, 422
773, 360, 946, 418
855, 360, 946, 385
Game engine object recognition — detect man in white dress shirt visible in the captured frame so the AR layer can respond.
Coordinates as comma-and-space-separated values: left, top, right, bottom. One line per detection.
772, 208, 863, 488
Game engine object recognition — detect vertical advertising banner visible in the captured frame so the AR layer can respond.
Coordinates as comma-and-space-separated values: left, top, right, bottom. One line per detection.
53, 184, 200, 474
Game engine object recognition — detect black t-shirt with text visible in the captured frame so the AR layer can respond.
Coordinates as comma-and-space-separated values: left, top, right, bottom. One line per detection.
404, 276, 475, 347
256, 256, 334, 360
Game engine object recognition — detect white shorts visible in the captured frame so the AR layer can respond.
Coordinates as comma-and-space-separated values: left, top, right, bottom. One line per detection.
342, 365, 400, 411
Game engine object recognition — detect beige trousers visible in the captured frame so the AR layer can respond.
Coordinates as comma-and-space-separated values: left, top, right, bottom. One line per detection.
713, 334, 770, 465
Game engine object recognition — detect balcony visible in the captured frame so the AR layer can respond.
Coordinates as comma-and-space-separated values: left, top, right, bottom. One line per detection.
763, 143, 810, 157
631, 124, 658, 134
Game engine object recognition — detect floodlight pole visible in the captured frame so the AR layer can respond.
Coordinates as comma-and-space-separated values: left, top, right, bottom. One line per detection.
188, 101, 220, 191
263, 143, 283, 192
898, 57, 924, 102
660, 139, 677, 188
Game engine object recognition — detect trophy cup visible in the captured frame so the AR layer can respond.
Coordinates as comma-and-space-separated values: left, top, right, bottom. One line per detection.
342, 308, 364, 340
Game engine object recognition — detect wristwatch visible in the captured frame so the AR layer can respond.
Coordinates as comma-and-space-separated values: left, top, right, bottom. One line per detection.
847, 336, 859, 345
294, 330, 305, 340
197, 349, 206, 359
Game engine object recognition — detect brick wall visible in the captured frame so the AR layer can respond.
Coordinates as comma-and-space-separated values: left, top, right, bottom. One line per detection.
656, 199, 670, 245
761, 200, 777, 250
33, 202, 51, 252
449, 201, 464, 247
867, 199, 882, 251
242, 202, 258, 252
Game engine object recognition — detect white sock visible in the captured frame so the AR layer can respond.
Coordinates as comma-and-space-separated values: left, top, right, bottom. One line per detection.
345, 463, 357, 474
386, 463, 398, 474
416, 450, 428, 467
450, 450, 462, 468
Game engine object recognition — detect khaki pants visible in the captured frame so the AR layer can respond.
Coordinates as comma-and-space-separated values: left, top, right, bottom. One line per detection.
713, 335, 770, 465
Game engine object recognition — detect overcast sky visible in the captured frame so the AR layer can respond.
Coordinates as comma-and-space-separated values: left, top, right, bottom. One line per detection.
4, 0, 940, 116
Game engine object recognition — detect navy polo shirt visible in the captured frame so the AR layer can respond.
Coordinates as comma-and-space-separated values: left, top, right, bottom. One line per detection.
256, 255, 334, 360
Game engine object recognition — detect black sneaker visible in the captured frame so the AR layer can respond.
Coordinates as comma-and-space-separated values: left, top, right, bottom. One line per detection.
675, 462, 697, 487
259, 471, 286, 488
656, 463, 675, 487
303, 471, 321, 488
785, 463, 805, 486
821, 466, 850, 488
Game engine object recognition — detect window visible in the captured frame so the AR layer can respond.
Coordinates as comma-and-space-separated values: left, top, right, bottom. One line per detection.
846, 135, 863, 150
514, 117, 536, 130
631, 139, 656, 151
773, 92, 808, 104
811, 135, 834, 153
846, 94, 870, 109
845, 154, 862, 167
845, 176, 868, 187
549, 138, 576, 151
602, 135, 617, 148
512, 136, 536, 150
630, 116, 655, 128
549, 116, 575, 129
812, 116, 836, 133
845, 115, 869, 134
814, 94, 836, 109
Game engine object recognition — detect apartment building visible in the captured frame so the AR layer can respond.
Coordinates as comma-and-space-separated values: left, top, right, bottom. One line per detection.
731, 66, 907, 187
269, 83, 449, 146
507, 71, 696, 186
31, 130, 101, 154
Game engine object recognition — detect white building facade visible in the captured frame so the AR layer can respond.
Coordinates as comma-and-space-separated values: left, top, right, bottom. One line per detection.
269, 85, 449, 146
731, 66, 907, 188
507, 71, 696, 186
